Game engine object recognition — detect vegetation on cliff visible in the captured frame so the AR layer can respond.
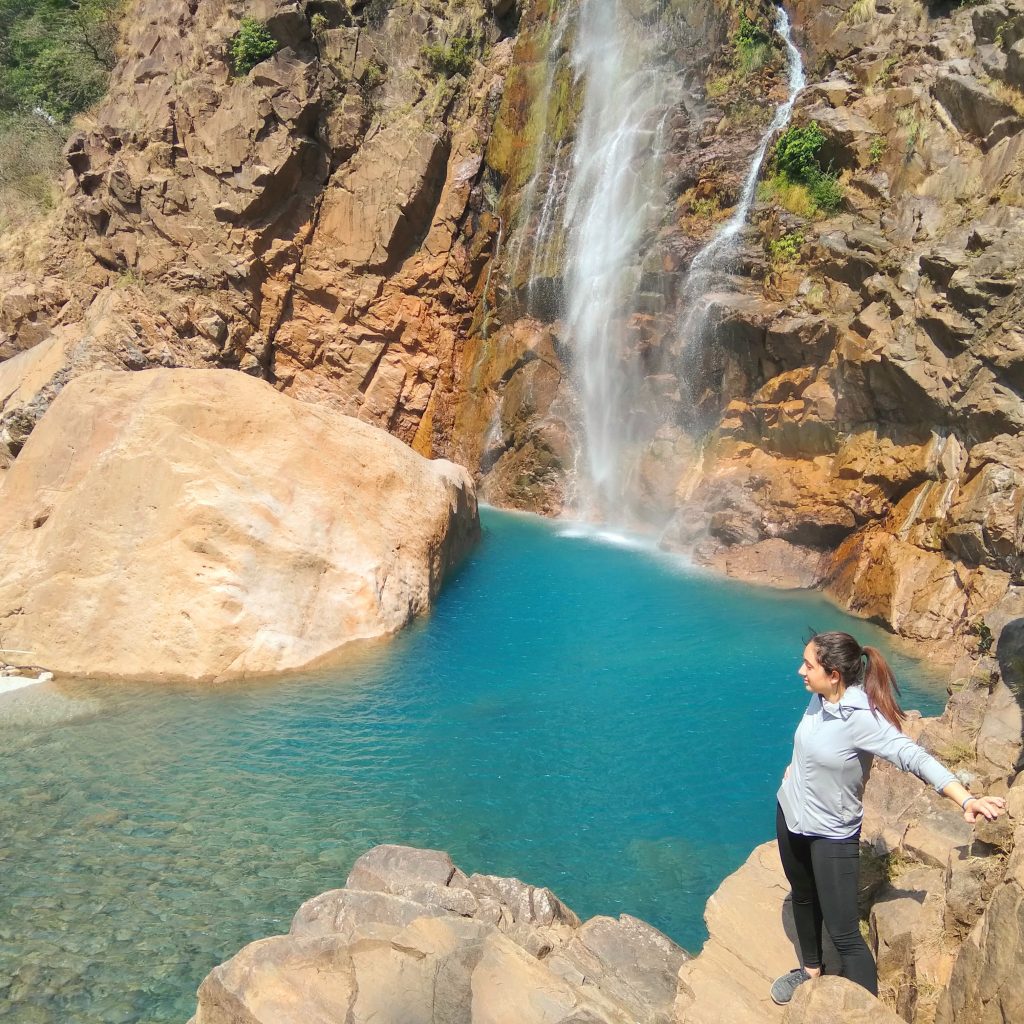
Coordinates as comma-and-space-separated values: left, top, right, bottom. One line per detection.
229, 18, 279, 76
0, 0, 124, 226
762, 120, 844, 215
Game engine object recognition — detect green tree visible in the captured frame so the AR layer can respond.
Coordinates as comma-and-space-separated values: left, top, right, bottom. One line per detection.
0, 0, 125, 228
0, 0, 124, 119
230, 18, 279, 76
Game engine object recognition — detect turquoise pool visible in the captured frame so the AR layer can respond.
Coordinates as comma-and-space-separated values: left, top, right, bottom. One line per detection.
0, 508, 947, 1023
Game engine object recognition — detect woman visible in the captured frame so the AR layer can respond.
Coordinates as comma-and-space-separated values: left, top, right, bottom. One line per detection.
770, 631, 1007, 1005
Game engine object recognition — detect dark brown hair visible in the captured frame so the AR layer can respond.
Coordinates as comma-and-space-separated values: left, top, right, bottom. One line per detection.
811, 630, 906, 729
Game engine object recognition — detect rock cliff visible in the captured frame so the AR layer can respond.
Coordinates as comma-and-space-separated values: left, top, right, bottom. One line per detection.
456, 0, 1024, 657
3, 0, 1022, 651
1, 0, 514, 459
665, 0, 1024, 658
0, 368, 478, 681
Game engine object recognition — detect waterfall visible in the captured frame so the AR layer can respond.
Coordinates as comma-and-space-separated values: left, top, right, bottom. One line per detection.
492, 1, 805, 529
561, 0, 677, 520
676, 6, 805, 392
506, 3, 573, 305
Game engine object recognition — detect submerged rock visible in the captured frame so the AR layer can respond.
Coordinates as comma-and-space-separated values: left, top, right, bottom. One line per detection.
0, 369, 478, 681
189, 844, 688, 1024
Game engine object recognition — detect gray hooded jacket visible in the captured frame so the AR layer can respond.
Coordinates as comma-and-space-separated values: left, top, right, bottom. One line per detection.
777, 685, 956, 839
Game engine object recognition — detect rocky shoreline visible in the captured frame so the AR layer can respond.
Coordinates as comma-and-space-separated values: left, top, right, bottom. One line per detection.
186, 648, 1022, 1024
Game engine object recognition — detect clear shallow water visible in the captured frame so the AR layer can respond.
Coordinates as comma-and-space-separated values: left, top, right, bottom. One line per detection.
1, 508, 947, 1024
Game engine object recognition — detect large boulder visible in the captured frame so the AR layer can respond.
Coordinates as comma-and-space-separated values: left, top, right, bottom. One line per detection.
0, 369, 478, 681
189, 844, 688, 1024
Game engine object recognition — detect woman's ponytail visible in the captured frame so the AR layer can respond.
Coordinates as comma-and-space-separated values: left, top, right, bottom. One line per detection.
863, 645, 906, 730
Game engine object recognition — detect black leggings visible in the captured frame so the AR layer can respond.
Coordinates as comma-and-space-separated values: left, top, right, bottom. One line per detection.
775, 803, 877, 995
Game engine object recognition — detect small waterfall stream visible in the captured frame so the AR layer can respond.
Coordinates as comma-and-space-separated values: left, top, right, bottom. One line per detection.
676, 6, 805, 367
506, 3, 574, 302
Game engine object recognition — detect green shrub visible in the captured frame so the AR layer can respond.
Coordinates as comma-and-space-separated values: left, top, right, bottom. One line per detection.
230, 18, 278, 76
691, 195, 720, 219
808, 170, 842, 213
0, 0, 125, 121
775, 121, 827, 182
734, 11, 771, 75
736, 41, 770, 75
769, 121, 843, 216
757, 173, 817, 218
706, 74, 731, 99
768, 229, 804, 264
422, 36, 475, 78
869, 136, 887, 165
360, 58, 386, 90
971, 619, 994, 655
310, 12, 328, 35
735, 11, 770, 47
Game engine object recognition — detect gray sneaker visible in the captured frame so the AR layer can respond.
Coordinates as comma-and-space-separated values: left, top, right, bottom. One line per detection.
770, 967, 812, 1005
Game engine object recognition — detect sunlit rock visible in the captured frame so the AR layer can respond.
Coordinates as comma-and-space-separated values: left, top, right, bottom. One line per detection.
0, 369, 478, 681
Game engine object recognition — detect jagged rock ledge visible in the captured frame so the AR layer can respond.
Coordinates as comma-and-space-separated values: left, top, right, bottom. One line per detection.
188, 655, 1022, 1023
188, 843, 689, 1024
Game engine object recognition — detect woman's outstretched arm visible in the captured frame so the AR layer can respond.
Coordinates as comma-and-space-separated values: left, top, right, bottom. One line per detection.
849, 712, 1007, 823
938, 779, 1007, 822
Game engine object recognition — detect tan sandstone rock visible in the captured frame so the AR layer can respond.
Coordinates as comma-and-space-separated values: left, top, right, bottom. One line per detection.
784, 976, 905, 1024
190, 844, 688, 1024
674, 842, 797, 1024
0, 369, 478, 681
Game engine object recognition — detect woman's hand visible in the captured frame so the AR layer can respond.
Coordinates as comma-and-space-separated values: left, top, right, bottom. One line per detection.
963, 795, 1007, 823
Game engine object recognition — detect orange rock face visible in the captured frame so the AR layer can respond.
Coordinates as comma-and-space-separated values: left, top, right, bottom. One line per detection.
1, 0, 512, 466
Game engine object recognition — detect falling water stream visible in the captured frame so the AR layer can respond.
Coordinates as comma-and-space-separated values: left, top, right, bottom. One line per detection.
554, 2, 804, 522
562, 0, 678, 518
676, 5, 805, 361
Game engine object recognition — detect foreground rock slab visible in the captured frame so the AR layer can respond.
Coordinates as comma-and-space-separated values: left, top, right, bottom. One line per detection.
189, 844, 688, 1024
0, 369, 478, 681
674, 842, 794, 1024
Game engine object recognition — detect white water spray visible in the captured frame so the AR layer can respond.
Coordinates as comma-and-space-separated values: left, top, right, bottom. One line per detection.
562, 0, 677, 519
